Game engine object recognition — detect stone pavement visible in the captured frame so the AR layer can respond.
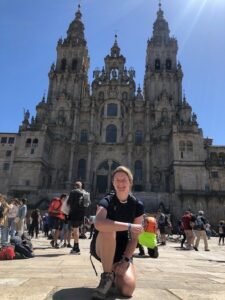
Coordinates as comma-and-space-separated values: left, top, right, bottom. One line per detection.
0, 236, 225, 300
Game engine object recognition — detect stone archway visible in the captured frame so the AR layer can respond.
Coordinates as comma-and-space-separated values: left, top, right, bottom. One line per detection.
96, 160, 120, 194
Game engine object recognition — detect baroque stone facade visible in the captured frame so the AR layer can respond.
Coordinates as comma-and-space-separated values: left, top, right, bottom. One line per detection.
0, 4, 225, 225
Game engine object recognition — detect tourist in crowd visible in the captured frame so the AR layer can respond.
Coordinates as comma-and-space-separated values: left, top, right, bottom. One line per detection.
0, 194, 11, 246
16, 198, 28, 236
218, 220, 225, 245
181, 210, 195, 250
7, 198, 20, 238
29, 209, 41, 238
67, 181, 86, 254
48, 194, 67, 248
193, 211, 210, 251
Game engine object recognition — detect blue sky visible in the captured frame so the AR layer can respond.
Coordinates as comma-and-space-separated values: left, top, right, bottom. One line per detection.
1, 0, 225, 145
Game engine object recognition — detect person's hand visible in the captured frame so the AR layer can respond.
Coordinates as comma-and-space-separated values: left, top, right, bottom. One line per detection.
113, 260, 130, 276
130, 223, 144, 234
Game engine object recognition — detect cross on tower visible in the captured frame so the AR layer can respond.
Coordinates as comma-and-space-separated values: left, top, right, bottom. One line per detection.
159, 0, 162, 9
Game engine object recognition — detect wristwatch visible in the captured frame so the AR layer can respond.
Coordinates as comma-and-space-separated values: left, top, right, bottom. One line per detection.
122, 256, 132, 263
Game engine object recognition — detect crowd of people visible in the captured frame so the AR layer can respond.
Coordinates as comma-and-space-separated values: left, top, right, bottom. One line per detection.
1, 165, 225, 299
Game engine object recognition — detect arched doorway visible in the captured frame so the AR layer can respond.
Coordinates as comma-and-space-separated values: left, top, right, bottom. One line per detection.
96, 160, 120, 194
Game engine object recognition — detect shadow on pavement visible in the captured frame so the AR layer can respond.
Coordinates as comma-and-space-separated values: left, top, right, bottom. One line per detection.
34, 253, 67, 258
52, 287, 130, 300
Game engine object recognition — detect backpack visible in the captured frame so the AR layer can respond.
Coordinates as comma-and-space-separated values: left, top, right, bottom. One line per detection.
158, 213, 166, 226
0, 246, 15, 260
48, 198, 61, 216
82, 191, 91, 208
195, 216, 205, 230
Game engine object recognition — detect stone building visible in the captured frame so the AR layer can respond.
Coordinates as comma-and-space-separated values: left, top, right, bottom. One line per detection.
0, 4, 225, 224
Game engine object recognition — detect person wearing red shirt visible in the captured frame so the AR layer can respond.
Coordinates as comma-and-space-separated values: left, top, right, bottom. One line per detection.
181, 210, 195, 250
48, 194, 67, 248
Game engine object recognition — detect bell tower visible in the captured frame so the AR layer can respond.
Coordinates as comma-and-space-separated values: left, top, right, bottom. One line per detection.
144, 2, 183, 105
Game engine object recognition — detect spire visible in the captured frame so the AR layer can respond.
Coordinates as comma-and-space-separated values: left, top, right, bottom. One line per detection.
66, 4, 86, 45
110, 34, 121, 57
152, 0, 170, 42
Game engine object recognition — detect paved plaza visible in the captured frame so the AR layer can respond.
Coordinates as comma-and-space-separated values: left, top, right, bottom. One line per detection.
0, 236, 225, 300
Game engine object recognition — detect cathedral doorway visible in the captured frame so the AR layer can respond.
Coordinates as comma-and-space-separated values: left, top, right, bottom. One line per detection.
96, 160, 120, 194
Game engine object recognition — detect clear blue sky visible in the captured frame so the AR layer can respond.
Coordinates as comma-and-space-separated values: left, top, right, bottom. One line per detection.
1, 0, 225, 145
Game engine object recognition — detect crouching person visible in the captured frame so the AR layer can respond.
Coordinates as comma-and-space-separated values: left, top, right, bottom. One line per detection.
92, 166, 144, 300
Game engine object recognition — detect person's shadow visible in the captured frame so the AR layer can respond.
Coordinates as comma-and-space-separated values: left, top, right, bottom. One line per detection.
53, 287, 130, 300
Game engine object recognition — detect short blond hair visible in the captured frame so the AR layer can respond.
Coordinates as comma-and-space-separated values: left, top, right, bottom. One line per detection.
112, 166, 133, 183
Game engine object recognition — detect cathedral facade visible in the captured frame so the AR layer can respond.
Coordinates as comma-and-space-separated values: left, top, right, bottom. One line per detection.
1, 4, 225, 224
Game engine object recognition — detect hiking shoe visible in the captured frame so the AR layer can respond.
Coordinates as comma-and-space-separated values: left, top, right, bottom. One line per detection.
193, 246, 198, 251
148, 246, 159, 258
92, 272, 114, 299
70, 248, 80, 255
67, 243, 72, 248
50, 240, 54, 248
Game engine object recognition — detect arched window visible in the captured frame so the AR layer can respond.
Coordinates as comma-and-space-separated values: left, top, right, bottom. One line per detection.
106, 124, 117, 143
25, 138, 32, 148
99, 91, 104, 100
107, 103, 118, 117
72, 59, 77, 71
80, 130, 88, 144
166, 59, 172, 70
187, 141, 193, 152
77, 159, 86, 180
122, 92, 128, 100
134, 160, 142, 181
179, 141, 185, 152
155, 59, 161, 70
135, 130, 143, 145
61, 58, 67, 71
32, 138, 39, 147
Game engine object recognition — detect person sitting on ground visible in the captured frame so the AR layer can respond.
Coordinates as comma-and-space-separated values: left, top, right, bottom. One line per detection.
138, 215, 159, 258
92, 165, 144, 300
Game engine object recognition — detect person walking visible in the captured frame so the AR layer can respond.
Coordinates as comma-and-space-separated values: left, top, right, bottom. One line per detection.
16, 198, 28, 236
67, 181, 87, 254
193, 211, 210, 251
91, 166, 144, 300
218, 220, 225, 245
7, 198, 20, 238
181, 210, 195, 250
48, 194, 66, 248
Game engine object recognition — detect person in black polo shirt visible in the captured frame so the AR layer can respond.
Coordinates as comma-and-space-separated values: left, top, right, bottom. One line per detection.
92, 166, 144, 300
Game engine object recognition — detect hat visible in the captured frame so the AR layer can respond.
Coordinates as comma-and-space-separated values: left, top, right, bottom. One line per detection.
198, 210, 204, 215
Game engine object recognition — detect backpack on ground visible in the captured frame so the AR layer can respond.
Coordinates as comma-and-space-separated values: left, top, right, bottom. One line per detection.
0, 246, 15, 260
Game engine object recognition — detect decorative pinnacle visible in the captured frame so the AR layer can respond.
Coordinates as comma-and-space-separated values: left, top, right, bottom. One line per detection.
159, 0, 162, 10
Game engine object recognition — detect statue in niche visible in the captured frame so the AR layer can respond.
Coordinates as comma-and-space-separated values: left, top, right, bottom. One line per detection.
58, 109, 66, 126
